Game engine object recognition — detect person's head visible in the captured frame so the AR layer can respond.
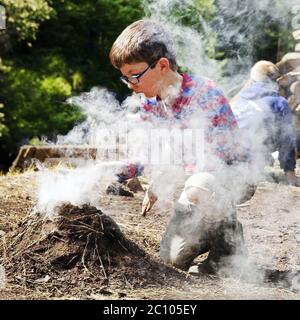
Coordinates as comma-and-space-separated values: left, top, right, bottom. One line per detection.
109, 19, 178, 97
250, 60, 280, 83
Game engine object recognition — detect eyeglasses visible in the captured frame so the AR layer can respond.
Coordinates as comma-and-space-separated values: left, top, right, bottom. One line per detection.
120, 60, 158, 85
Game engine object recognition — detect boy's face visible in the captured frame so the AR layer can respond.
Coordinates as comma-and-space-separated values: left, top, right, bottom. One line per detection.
120, 60, 164, 98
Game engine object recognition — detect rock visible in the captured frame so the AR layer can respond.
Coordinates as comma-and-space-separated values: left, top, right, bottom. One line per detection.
293, 30, 300, 41
277, 60, 293, 75
288, 95, 298, 110
277, 52, 300, 74
106, 182, 134, 197
126, 178, 144, 193
278, 72, 300, 88
118, 292, 127, 298
238, 184, 257, 204
292, 67, 300, 73
295, 43, 300, 52
282, 52, 300, 68
278, 74, 294, 88
290, 81, 300, 102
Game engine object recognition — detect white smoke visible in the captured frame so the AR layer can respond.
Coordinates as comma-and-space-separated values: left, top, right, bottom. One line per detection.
141, 0, 300, 290
57, 88, 125, 146
34, 0, 300, 293
35, 87, 155, 217
35, 161, 128, 219
36, 0, 296, 213
143, 0, 297, 95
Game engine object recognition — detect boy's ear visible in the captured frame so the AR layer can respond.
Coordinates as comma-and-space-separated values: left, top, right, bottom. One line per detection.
158, 57, 170, 74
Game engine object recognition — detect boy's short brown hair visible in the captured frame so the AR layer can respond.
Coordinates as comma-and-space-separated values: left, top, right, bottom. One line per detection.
109, 19, 177, 71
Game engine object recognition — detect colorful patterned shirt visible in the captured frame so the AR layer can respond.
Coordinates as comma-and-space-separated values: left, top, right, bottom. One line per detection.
121, 73, 242, 180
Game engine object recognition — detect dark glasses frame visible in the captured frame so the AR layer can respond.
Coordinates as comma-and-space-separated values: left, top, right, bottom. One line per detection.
120, 60, 159, 85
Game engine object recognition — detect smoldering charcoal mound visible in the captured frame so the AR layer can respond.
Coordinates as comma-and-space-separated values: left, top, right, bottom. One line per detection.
1, 202, 185, 295
4, 203, 140, 270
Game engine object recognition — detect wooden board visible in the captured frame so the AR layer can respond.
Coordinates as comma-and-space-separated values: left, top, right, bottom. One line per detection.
10, 145, 126, 171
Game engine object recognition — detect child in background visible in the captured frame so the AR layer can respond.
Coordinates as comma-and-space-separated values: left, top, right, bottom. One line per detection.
230, 60, 299, 187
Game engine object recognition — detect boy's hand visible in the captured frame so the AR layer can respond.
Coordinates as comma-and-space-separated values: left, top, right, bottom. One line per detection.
141, 188, 157, 216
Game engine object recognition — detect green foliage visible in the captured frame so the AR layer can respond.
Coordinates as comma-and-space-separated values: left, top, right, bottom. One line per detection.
144, 0, 216, 30
1, 0, 54, 41
0, 104, 8, 138
41, 76, 72, 97
178, 0, 216, 29
0, 0, 295, 169
39, 0, 143, 92
29, 136, 44, 146
195, 0, 216, 20
0, 63, 83, 154
71, 71, 84, 91
253, 22, 294, 62
0, 0, 143, 167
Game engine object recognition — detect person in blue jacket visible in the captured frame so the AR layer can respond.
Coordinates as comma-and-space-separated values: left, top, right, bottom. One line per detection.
230, 60, 299, 186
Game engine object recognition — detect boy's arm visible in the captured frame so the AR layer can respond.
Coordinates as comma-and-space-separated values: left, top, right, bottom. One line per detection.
116, 162, 144, 182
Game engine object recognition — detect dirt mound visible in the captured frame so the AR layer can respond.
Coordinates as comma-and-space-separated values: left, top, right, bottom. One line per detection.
49, 203, 145, 269
4, 203, 141, 275
3, 172, 300, 299
1, 201, 184, 298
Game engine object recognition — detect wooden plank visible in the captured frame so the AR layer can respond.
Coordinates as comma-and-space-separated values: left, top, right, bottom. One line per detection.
10, 145, 127, 171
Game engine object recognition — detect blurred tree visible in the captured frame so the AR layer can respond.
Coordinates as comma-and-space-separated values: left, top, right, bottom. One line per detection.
0, 0, 294, 170
0, 0, 54, 53
0, 0, 143, 169
0, 0, 56, 167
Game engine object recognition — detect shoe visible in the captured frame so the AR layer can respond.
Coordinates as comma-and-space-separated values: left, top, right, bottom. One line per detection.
188, 260, 216, 276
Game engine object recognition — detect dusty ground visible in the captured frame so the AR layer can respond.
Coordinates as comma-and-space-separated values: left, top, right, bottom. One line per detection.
1, 168, 300, 300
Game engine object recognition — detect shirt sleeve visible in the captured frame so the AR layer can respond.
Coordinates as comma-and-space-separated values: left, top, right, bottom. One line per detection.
197, 83, 243, 163
116, 161, 144, 182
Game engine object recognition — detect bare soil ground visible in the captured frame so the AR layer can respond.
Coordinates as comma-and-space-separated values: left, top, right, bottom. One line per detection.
1, 168, 300, 300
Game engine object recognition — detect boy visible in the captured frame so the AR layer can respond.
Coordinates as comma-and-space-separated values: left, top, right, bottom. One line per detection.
109, 19, 246, 273
230, 60, 299, 186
